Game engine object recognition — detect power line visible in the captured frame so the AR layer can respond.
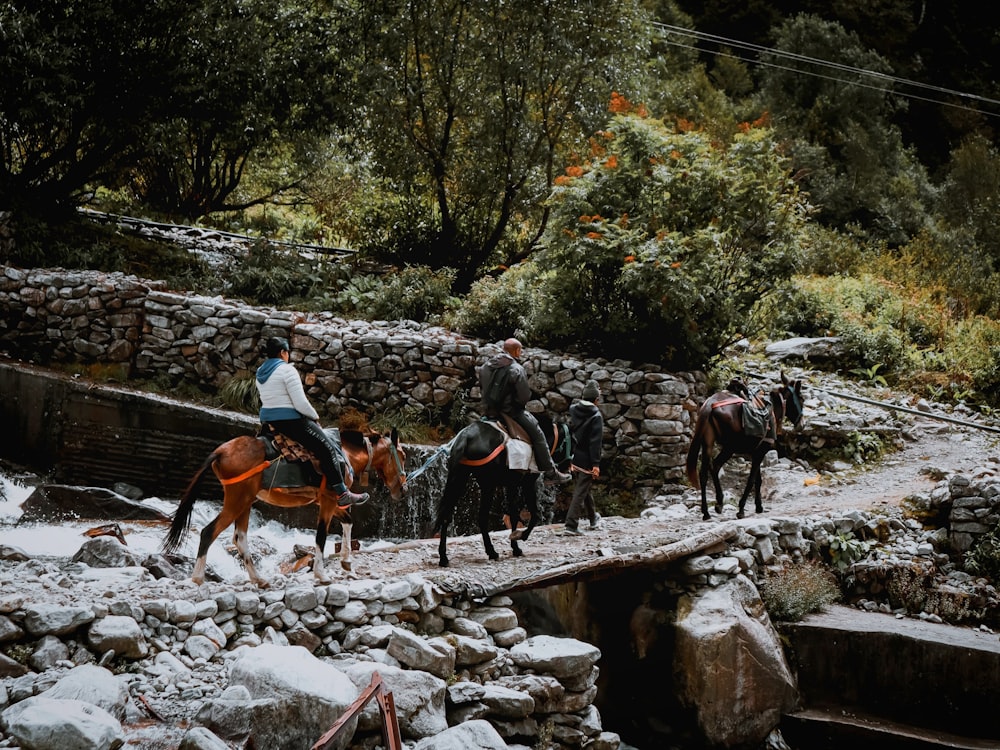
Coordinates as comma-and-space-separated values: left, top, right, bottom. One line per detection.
653, 22, 1000, 119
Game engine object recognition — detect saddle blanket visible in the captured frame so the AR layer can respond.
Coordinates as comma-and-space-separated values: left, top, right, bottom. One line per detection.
258, 427, 352, 489
483, 418, 538, 472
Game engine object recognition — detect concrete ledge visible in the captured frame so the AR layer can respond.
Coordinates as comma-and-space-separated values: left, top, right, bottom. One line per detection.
782, 605, 1000, 742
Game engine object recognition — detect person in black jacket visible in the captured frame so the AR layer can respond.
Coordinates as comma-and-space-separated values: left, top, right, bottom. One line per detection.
564, 379, 604, 534
478, 338, 571, 484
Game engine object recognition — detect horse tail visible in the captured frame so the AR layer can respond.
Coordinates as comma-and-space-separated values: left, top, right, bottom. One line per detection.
162, 450, 220, 554
686, 413, 705, 490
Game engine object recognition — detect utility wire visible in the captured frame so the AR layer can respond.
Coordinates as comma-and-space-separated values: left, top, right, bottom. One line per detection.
653, 22, 1000, 119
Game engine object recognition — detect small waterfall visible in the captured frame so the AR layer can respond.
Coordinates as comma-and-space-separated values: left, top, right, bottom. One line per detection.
350, 443, 560, 541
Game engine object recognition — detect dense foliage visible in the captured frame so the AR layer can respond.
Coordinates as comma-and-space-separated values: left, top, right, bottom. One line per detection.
448, 106, 808, 368
3, 0, 1000, 404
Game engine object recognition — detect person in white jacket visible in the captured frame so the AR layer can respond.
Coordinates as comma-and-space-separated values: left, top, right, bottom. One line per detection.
255, 336, 368, 507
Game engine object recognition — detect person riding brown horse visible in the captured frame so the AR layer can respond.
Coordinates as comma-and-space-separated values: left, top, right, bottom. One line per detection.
256, 336, 368, 507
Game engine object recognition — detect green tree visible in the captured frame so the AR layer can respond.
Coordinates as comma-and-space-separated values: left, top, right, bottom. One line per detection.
124, 0, 348, 220
0, 0, 185, 216
345, 0, 652, 289
527, 105, 808, 368
756, 13, 935, 244
937, 134, 1000, 271
0, 0, 347, 223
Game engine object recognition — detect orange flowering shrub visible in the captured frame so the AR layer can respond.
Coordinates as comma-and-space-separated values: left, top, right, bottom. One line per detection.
534, 110, 808, 368
608, 91, 631, 113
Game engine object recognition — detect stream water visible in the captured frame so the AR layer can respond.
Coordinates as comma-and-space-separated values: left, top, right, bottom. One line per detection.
0, 466, 407, 582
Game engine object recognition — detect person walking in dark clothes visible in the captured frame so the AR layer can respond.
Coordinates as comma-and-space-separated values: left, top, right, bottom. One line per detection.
255, 336, 369, 507
478, 338, 572, 484
564, 379, 603, 534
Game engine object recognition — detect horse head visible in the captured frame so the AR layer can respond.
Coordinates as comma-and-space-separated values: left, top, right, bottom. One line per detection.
779, 372, 805, 430
371, 428, 407, 500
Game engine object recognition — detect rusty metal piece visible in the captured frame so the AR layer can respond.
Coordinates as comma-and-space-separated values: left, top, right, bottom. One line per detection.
82, 523, 126, 545
135, 693, 166, 721
280, 554, 315, 575
311, 672, 402, 750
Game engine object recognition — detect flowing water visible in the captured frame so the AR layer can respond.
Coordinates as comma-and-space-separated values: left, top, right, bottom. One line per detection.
0, 466, 408, 582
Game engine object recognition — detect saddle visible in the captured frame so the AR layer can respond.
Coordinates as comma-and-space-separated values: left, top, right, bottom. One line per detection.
715, 380, 776, 442
741, 392, 776, 441
257, 425, 355, 489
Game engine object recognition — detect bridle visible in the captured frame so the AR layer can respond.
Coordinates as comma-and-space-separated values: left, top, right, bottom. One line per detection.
366, 433, 407, 493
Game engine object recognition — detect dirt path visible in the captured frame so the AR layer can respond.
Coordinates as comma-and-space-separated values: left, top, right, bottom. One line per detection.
764, 417, 1000, 517
353, 402, 1000, 594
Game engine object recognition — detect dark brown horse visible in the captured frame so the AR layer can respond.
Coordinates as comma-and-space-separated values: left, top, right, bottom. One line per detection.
432, 413, 571, 567
686, 374, 803, 521
162, 428, 407, 585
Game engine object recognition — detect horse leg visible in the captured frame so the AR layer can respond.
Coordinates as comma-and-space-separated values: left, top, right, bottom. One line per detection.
230, 506, 266, 586
506, 482, 524, 556
512, 477, 539, 554
191, 500, 243, 585
698, 448, 711, 521
338, 520, 354, 573
737, 453, 766, 519
437, 523, 451, 568
309, 499, 341, 585
711, 446, 735, 516
479, 480, 500, 562
435, 470, 468, 568
753, 452, 765, 515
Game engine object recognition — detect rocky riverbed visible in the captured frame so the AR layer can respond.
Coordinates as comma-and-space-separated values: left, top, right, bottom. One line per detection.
3, 364, 1000, 750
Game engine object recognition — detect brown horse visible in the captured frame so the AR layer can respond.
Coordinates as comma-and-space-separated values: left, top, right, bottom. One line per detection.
686, 374, 803, 521
162, 428, 407, 585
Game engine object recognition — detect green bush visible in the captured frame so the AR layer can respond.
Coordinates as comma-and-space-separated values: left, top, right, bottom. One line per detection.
445, 262, 543, 341
965, 521, 1000, 584
529, 108, 808, 369
218, 372, 260, 415
759, 560, 841, 622
225, 240, 350, 307
331, 265, 458, 324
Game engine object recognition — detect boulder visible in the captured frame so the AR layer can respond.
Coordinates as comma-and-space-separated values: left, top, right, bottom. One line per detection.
673, 574, 798, 748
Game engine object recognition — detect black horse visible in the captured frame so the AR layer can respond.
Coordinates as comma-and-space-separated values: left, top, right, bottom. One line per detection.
686, 373, 804, 521
432, 413, 571, 567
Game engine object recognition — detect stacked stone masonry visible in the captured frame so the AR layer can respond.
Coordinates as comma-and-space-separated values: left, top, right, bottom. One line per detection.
0, 266, 708, 495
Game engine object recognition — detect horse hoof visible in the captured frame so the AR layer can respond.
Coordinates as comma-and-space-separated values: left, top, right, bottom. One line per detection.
439, 559, 450, 568
736, 511, 745, 519
339, 561, 352, 572
510, 529, 523, 541
702, 514, 710, 521
488, 552, 500, 562
512, 547, 523, 558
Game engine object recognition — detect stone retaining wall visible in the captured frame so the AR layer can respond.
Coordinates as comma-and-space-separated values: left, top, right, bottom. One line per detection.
0, 266, 708, 495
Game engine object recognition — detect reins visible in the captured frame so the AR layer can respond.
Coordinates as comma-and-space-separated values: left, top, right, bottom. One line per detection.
219, 459, 274, 485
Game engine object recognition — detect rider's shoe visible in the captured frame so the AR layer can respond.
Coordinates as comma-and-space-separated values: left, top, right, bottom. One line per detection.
338, 489, 370, 507
543, 468, 572, 485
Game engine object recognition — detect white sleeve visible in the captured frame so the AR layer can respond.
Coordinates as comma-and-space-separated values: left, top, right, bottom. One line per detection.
279, 364, 320, 421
